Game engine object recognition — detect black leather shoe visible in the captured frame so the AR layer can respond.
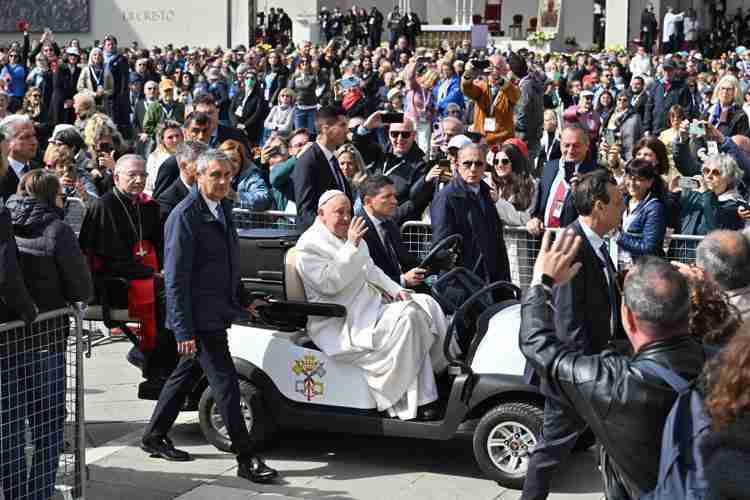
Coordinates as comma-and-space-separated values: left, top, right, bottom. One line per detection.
237, 456, 279, 483
141, 436, 192, 462
416, 404, 441, 421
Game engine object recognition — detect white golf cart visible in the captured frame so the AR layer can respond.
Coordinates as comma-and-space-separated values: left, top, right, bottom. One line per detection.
196, 232, 547, 488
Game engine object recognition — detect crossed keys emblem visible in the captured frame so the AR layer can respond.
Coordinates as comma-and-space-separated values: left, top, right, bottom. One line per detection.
292, 355, 327, 401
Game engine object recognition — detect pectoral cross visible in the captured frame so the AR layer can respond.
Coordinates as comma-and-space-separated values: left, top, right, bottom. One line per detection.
136, 245, 147, 258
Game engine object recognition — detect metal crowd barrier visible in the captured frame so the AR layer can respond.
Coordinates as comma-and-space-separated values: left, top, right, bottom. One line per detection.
400, 221, 702, 289
63, 197, 87, 235
232, 208, 297, 231
0, 306, 86, 500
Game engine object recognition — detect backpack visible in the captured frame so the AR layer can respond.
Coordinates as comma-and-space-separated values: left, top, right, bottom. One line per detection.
637, 360, 711, 500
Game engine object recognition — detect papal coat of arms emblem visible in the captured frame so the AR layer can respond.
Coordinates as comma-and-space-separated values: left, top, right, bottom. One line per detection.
292, 355, 326, 400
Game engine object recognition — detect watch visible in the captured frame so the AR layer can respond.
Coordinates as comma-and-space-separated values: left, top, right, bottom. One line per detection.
541, 274, 556, 288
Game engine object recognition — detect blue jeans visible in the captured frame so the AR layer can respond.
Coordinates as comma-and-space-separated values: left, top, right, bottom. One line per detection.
1, 350, 66, 500
293, 107, 317, 137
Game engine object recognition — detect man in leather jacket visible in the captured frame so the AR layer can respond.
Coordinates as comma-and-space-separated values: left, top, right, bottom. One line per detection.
521, 232, 706, 500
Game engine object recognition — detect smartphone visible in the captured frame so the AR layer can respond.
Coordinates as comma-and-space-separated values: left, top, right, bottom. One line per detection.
98, 143, 114, 154
707, 141, 719, 156
381, 112, 404, 124
563, 161, 576, 183
689, 122, 706, 137
605, 129, 616, 146
677, 177, 699, 190
471, 59, 491, 71
465, 131, 483, 143
416, 56, 432, 65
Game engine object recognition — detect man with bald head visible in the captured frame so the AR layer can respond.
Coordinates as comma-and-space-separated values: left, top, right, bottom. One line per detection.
295, 190, 454, 420
461, 55, 520, 145
695, 229, 750, 319
354, 110, 438, 223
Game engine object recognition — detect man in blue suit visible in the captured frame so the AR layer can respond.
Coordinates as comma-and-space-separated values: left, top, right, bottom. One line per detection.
526, 124, 600, 237
141, 149, 278, 483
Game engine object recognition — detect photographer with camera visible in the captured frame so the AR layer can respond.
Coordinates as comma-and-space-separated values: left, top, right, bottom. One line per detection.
460, 55, 519, 146
80, 113, 124, 196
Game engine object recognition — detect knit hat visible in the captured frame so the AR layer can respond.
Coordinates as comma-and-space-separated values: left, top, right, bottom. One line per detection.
508, 52, 528, 79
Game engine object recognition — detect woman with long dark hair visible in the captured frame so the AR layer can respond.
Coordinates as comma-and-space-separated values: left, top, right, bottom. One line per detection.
486, 142, 536, 226
617, 159, 668, 265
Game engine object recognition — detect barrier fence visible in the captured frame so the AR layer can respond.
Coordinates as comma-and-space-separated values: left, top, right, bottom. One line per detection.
226, 209, 704, 289
0, 306, 86, 500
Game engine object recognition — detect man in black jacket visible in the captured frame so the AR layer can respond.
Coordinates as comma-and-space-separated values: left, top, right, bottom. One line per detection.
102, 35, 133, 140
0, 115, 38, 202
368, 7, 385, 50
354, 110, 438, 224
291, 106, 352, 232
355, 175, 423, 287
640, 4, 658, 52
521, 170, 625, 500
644, 59, 692, 134
521, 232, 706, 500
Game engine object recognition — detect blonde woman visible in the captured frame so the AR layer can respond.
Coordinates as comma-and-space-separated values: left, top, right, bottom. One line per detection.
405, 62, 439, 153
76, 47, 113, 110
335, 143, 368, 204
707, 74, 749, 137
145, 120, 183, 195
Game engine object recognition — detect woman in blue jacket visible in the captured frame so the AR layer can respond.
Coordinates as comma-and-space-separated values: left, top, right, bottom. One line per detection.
433, 61, 464, 118
617, 159, 668, 265
218, 139, 272, 211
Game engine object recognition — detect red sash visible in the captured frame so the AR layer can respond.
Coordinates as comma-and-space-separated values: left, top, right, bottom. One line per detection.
545, 179, 568, 228
128, 240, 158, 352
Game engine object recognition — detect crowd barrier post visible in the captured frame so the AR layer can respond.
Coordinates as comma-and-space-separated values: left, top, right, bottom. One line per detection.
0, 306, 87, 500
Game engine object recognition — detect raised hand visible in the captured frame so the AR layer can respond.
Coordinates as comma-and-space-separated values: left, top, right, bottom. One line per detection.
347, 216, 369, 246
532, 229, 583, 287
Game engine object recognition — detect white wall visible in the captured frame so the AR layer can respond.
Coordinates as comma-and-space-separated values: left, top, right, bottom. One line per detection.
0, 0, 253, 49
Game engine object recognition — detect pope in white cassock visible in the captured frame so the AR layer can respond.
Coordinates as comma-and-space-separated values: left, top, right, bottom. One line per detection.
295, 190, 455, 420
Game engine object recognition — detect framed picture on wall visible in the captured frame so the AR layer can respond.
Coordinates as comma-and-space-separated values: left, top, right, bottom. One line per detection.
538, 0, 561, 31
0, 0, 90, 32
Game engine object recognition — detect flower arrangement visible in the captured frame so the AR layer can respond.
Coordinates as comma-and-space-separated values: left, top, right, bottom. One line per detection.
605, 44, 627, 55
527, 31, 556, 45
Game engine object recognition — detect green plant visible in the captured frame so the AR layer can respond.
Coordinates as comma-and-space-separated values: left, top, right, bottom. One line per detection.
527, 31, 555, 45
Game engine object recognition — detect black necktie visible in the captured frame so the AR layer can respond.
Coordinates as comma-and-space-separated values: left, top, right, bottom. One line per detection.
329, 155, 346, 191
20, 164, 30, 176
216, 204, 227, 230
381, 223, 402, 274
599, 242, 620, 338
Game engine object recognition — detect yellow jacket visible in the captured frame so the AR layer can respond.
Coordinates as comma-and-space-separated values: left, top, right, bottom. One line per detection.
461, 77, 520, 145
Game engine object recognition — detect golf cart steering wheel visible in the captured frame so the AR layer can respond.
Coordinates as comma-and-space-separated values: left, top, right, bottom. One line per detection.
443, 281, 522, 369
419, 234, 463, 275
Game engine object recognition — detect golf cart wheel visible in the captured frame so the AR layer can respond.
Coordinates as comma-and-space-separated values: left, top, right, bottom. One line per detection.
198, 380, 275, 453
473, 402, 543, 489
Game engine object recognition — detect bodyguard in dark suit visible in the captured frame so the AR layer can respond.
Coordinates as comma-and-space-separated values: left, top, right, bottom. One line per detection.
430, 143, 511, 285
0, 115, 38, 202
142, 150, 278, 483
356, 175, 422, 286
152, 113, 212, 200
521, 170, 625, 500
527, 125, 600, 237
291, 106, 352, 232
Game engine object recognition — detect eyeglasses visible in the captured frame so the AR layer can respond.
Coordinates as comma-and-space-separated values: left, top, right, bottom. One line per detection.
702, 167, 722, 177
461, 160, 485, 169
389, 130, 412, 139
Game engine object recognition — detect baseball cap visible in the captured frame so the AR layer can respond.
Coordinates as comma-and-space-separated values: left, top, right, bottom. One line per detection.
65, 47, 80, 57
447, 134, 472, 150
580, 90, 595, 99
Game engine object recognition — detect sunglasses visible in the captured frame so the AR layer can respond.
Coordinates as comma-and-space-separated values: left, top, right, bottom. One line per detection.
389, 130, 412, 139
461, 160, 485, 169
496, 157, 512, 166
702, 167, 722, 177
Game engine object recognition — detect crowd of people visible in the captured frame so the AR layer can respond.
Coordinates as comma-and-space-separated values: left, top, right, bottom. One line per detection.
1, 7, 750, 500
